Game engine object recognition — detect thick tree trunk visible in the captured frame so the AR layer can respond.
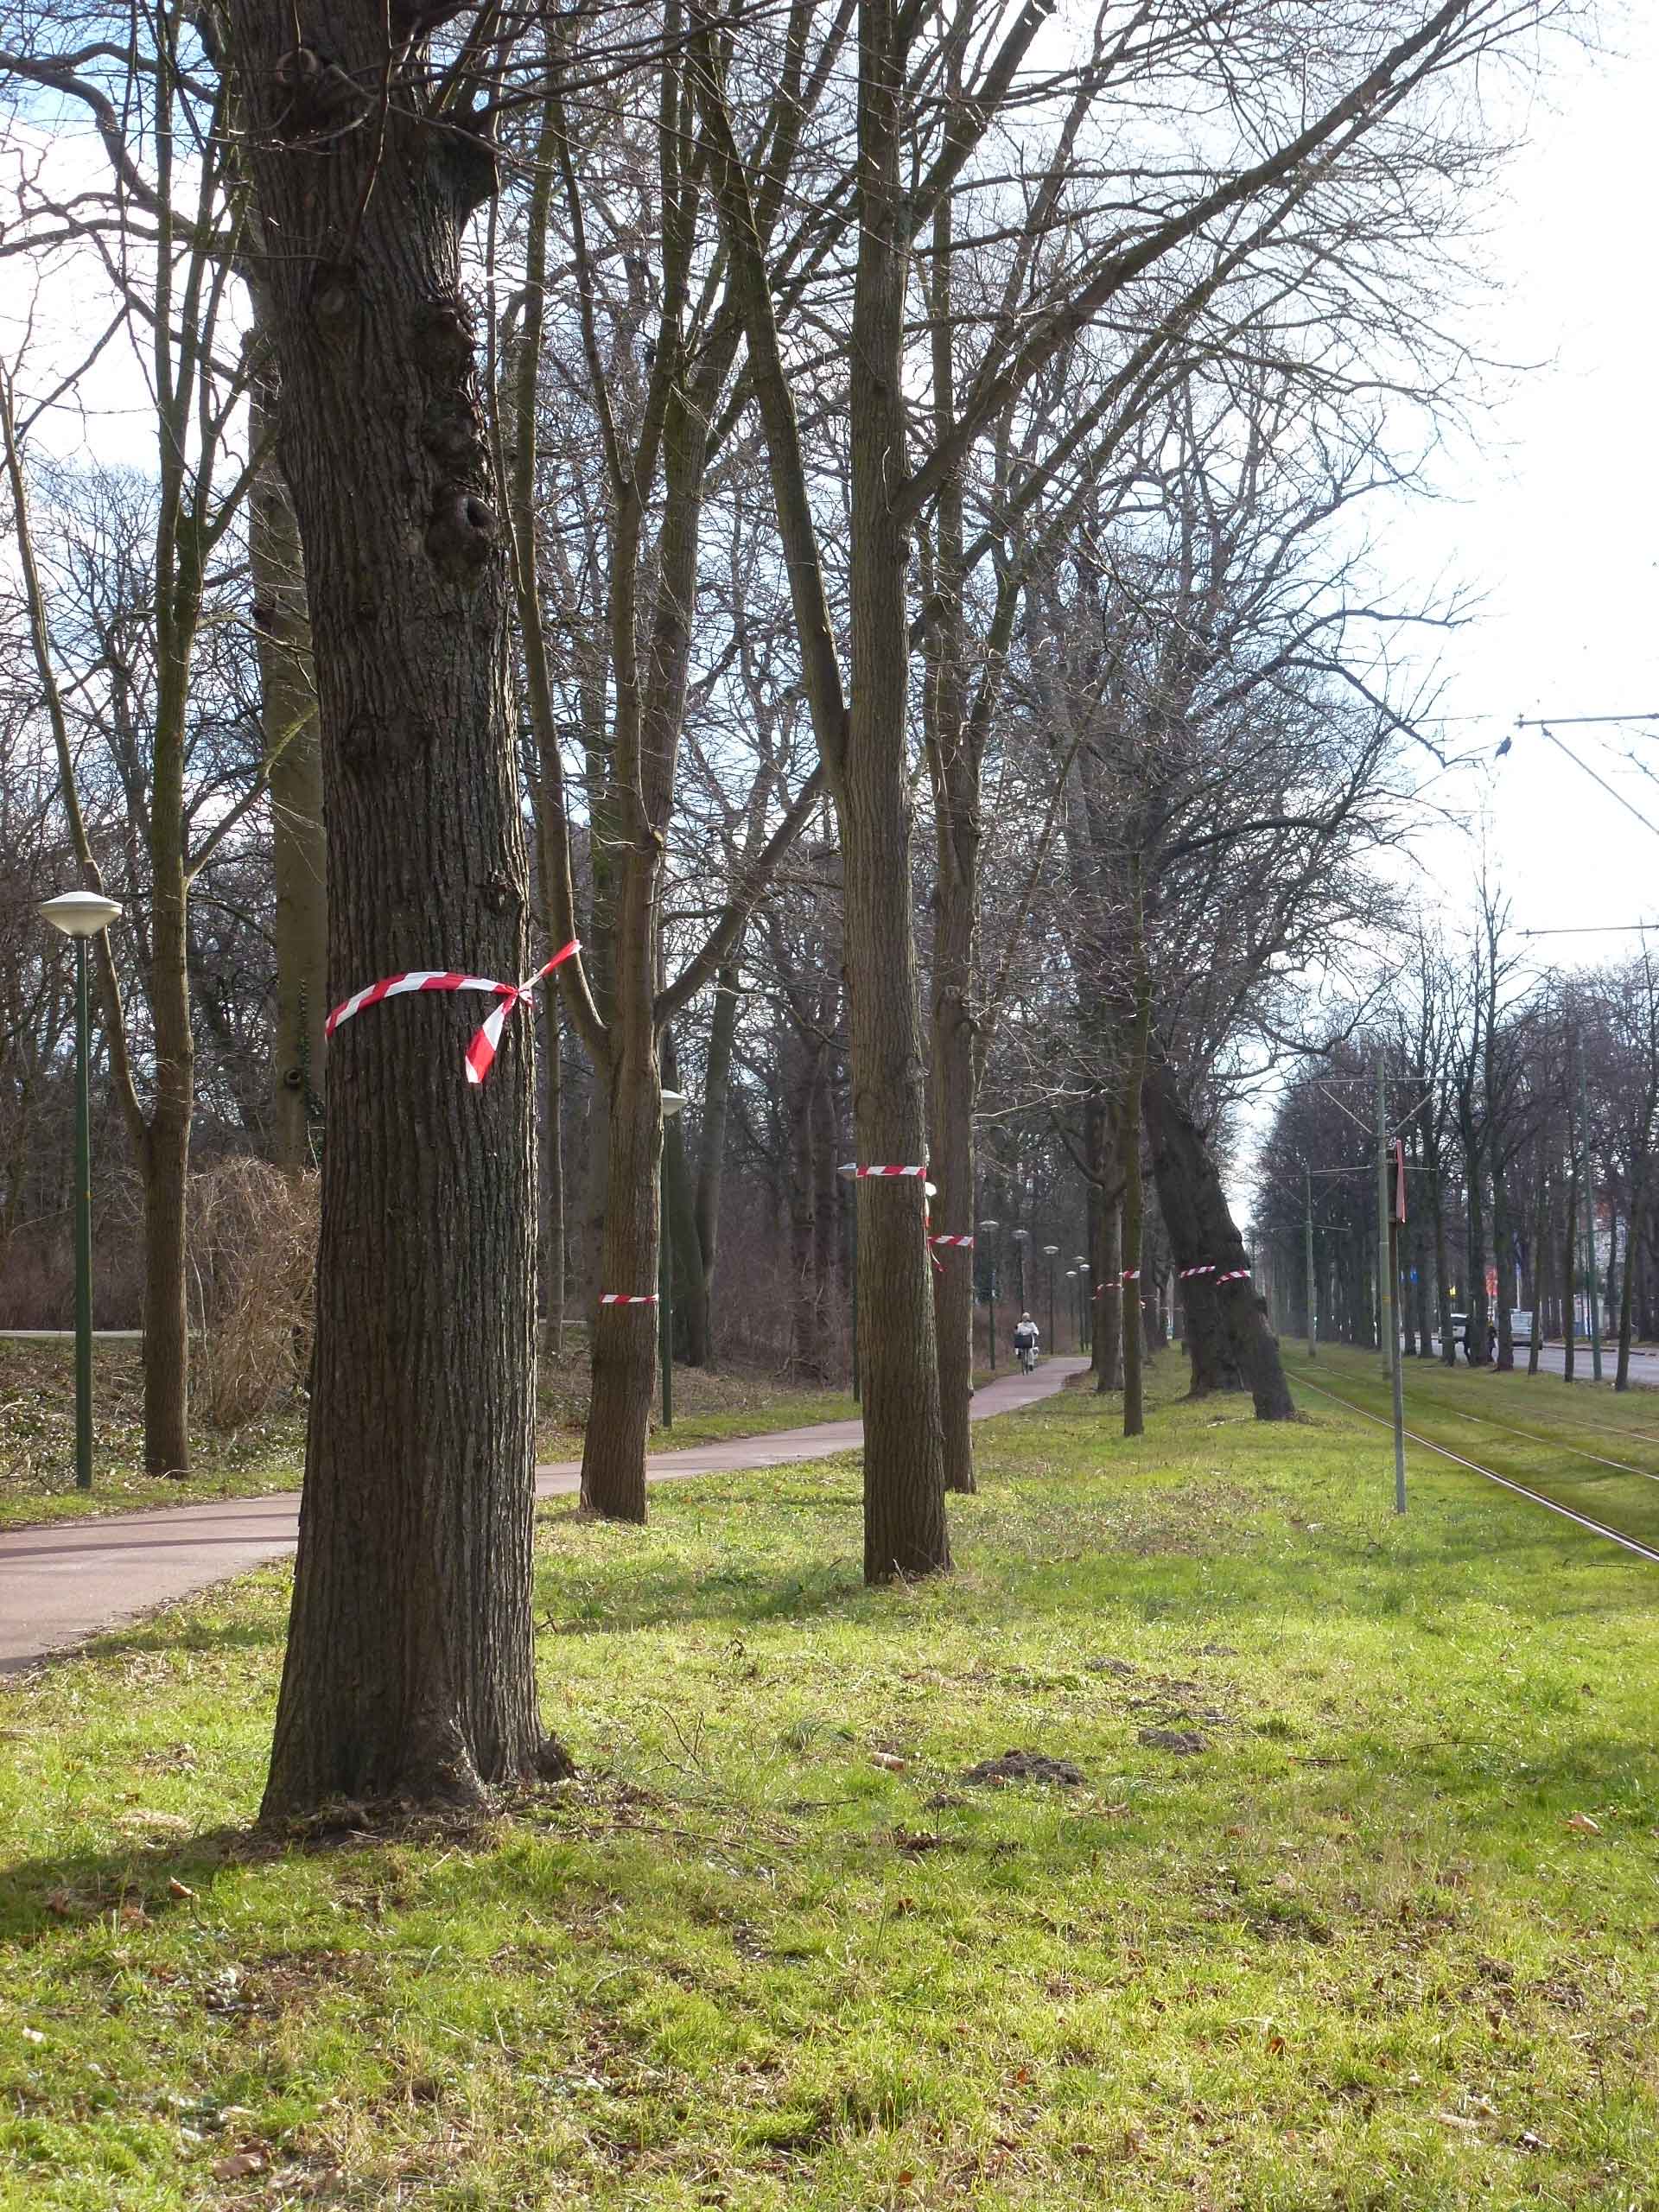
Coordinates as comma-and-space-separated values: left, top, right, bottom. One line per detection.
1144, 1059, 1293, 1420
240, 12, 555, 1813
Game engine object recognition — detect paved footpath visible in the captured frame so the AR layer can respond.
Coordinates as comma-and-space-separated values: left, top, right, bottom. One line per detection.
0, 1357, 1088, 1673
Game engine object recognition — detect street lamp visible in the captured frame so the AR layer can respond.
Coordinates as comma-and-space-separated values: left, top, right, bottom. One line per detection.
1011, 1226, 1030, 1314
660, 1089, 687, 1427
1077, 1259, 1092, 1351
1044, 1244, 1058, 1352
40, 889, 121, 1489
978, 1219, 1000, 1371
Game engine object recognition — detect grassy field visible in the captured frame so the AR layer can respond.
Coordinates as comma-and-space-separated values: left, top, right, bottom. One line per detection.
0, 1341, 855, 1529
3, 1356, 1657, 2208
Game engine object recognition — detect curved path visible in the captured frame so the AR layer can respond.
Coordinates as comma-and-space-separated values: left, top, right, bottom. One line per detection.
0, 1357, 1088, 1673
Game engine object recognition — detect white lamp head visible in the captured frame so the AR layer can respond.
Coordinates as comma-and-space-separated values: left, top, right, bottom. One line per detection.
40, 891, 120, 940
662, 1089, 689, 1119
978, 1218, 1000, 1231
1043, 1244, 1058, 1256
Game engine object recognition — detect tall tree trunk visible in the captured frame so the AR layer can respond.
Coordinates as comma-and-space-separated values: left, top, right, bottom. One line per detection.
1431, 1166, 1455, 1366
543, 982, 565, 1352
1120, 861, 1151, 1438
660, 1031, 709, 1366
1528, 1156, 1549, 1376
693, 953, 742, 1350
842, 0, 948, 1580
1617, 1163, 1645, 1391
1144, 1059, 1293, 1420
929, 851, 977, 1492
239, 11, 556, 1813
1491, 1163, 1515, 1370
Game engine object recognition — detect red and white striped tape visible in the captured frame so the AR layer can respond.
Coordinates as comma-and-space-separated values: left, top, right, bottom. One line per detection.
325, 937, 582, 1085
599, 1293, 658, 1306
841, 1163, 928, 1178
1175, 1262, 1252, 1285
929, 1233, 975, 1249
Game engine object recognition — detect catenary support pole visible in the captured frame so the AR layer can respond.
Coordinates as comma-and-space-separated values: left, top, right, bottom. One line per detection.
1305, 1160, 1317, 1361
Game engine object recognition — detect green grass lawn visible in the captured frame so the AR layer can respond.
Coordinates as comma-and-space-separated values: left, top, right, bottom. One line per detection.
3, 1357, 1658, 2207
0, 1342, 857, 1529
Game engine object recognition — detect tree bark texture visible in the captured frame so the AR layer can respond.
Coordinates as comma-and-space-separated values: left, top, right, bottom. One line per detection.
1145, 1059, 1294, 1420
235, 8, 554, 1813
249, 329, 327, 1172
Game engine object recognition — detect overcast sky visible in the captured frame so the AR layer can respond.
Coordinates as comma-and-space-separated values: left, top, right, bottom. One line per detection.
1381, 2, 1659, 954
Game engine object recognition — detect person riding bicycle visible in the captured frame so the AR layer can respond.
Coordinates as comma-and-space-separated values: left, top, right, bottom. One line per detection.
1013, 1313, 1040, 1371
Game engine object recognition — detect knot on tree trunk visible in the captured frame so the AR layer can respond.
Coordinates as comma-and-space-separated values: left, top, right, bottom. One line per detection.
308, 262, 359, 338
410, 297, 477, 379
422, 393, 485, 467
273, 48, 365, 142
340, 712, 435, 778
424, 486, 499, 577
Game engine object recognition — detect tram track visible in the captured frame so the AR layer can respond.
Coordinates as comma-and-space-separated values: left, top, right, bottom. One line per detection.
1290, 1367, 1659, 1567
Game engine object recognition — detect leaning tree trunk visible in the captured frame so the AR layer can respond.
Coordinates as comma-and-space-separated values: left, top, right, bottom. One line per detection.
1144, 1058, 1294, 1421
238, 9, 556, 1814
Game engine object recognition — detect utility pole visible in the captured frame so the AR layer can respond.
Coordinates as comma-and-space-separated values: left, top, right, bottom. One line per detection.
1305, 1162, 1317, 1360
1376, 1057, 1394, 1382
1578, 1038, 1603, 1382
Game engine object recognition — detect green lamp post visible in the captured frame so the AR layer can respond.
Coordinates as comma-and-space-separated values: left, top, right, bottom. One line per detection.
40, 889, 121, 1489
659, 1089, 688, 1427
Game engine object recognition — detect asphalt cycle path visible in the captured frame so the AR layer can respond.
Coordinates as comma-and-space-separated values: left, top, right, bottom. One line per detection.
0, 1355, 1089, 1673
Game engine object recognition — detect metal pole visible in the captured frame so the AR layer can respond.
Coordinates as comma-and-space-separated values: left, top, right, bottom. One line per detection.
1047, 1256, 1055, 1353
658, 1151, 673, 1428
1304, 1161, 1317, 1361
1579, 1039, 1603, 1382
988, 1265, 996, 1374
73, 936, 93, 1491
1389, 1213, 1408, 1514
1376, 1058, 1393, 1382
